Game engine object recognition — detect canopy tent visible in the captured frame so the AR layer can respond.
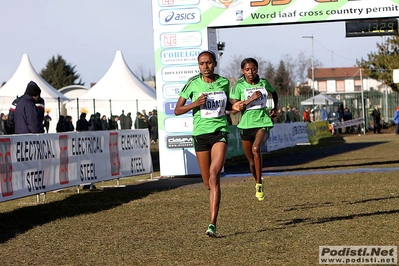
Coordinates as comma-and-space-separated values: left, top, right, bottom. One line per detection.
79, 50, 156, 101
300, 94, 343, 122
65, 51, 157, 128
300, 94, 342, 106
0, 54, 69, 101
0, 54, 69, 133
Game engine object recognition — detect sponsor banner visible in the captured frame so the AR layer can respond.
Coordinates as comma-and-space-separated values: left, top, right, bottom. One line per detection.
158, 0, 200, 7
265, 122, 310, 152
119, 129, 153, 176
160, 31, 202, 48
153, 0, 399, 30
164, 100, 192, 115
161, 48, 201, 65
332, 117, 365, 129
164, 117, 193, 133
159, 8, 201, 26
0, 130, 152, 203
307, 121, 332, 145
161, 65, 200, 82
162, 83, 185, 99
166, 135, 193, 149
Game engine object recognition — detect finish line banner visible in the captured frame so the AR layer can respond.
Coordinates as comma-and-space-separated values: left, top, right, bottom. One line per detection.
0, 130, 152, 203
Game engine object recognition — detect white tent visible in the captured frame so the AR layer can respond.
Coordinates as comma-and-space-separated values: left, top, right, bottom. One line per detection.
66, 50, 157, 128
0, 54, 69, 101
301, 94, 342, 106
0, 54, 69, 133
79, 50, 156, 102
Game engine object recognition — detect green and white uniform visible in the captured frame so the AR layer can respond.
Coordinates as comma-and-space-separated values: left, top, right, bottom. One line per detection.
230, 76, 275, 129
179, 74, 230, 136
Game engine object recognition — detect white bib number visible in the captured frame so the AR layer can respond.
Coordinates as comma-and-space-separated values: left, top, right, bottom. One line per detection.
199, 91, 227, 118
244, 87, 267, 110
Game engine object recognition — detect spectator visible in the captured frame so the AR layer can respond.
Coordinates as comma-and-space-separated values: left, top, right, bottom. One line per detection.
93, 112, 102, 131
287, 107, 296, 122
394, 106, 399, 135
148, 111, 153, 136
101, 115, 109, 130
65, 116, 74, 131
303, 107, 311, 122
119, 110, 126, 129
142, 111, 149, 130
108, 115, 119, 130
14, 81, 45, 134
329, 110, 340, 136
343, 107, 352, 134
277, 107, 286, 123
285, 105, 291, 123
149, 110, 158, 143
76, 112, 89, 131
337, 105, 344, 134
321, 106, 328, 121
56, 115, 67, 132
294, 107, 300, 122
9, 82, 45, 134
88, 114, 95, 131
134, 112, 141, 129
0, 113, 8, 135
142, 109, 149, 121
125, 112, 133, 129
43, 111, 52, 133
371, 105, 382, 134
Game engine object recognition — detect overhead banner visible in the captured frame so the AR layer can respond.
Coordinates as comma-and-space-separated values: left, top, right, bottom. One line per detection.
152, 0, 399, 176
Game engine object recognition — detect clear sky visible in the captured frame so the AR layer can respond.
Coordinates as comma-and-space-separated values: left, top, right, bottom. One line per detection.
0, 0, 384, 87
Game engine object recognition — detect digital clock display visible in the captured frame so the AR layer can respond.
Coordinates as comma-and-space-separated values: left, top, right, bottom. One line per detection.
345, 19, 398, 37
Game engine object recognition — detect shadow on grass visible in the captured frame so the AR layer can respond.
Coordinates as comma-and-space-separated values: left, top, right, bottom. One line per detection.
225, 139, 390, 174
0, 177, 203, 244
277, 195, 399, 227
277, 209, 399, 227
284, 195, 399, 211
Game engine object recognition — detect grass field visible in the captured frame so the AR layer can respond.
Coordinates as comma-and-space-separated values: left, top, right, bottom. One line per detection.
1, 130, 399, 265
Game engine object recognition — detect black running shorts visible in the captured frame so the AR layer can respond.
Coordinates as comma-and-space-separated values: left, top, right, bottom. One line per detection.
193, 131, 228, 152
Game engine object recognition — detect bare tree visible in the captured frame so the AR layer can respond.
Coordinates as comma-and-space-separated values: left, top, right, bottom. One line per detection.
263, 62, 276, 88
281, 54, 296, 88
294, 51, 311, 84
136, 64, 147, 81
220, 54, 245, 82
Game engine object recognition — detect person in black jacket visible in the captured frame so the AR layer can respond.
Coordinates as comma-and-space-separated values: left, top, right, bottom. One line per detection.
8, 82, 45, 134
56, 115, 67, 132
93, 112, 102, 131
76, 112, 89, 131
13, 81, 45, 134
371, 105, 382, 134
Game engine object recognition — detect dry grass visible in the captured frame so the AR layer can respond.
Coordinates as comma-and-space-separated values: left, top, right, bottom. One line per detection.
1, 129, 399, 266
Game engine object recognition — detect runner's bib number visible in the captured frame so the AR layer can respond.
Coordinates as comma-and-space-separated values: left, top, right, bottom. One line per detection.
244, 87, 267, 110
199, 91, 227, 118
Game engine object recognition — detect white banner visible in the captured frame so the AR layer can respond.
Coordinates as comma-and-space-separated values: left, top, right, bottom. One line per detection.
332, 118, 365, 129
266, 122, 310, 152
0, 130, 152, 203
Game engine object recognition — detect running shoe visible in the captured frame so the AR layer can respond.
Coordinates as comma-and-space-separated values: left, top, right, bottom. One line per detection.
206, 224, 217, 237
255, 178, 265, 201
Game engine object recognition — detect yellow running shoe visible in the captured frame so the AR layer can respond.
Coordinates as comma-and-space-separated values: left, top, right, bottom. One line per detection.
255, 178, 265, 201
